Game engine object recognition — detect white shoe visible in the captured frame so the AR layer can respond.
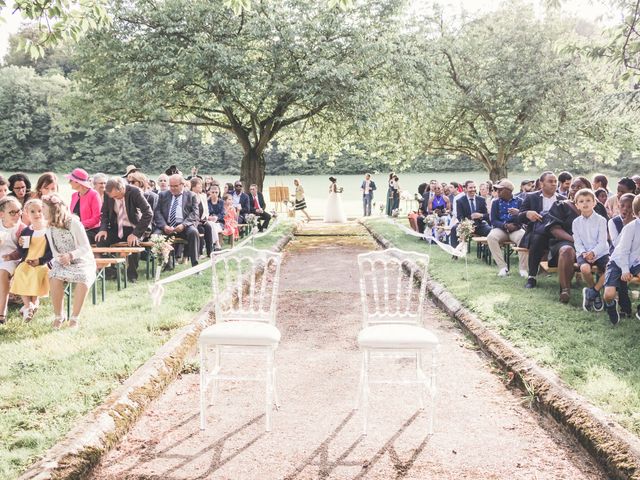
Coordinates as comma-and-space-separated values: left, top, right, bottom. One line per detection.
519, 270, 528, 278
498, 267, 509, 277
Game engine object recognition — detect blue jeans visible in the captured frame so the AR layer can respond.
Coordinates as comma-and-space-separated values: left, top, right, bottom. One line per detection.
363, 194, 373, 216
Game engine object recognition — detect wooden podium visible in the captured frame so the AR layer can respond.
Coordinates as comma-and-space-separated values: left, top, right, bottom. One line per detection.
268, 186, 290, 212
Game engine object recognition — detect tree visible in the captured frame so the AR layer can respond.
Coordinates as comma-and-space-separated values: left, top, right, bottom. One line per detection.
395, 5, 602, 181
75, 0, 404, 190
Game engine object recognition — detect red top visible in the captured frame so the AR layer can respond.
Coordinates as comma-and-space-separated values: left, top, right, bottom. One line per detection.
70, 188, 102, 230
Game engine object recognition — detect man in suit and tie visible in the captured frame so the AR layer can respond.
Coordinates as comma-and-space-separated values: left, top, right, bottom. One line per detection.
154, 174, 201, 267
517, 171, 564, 288
450, 180, 491, 249
95, 177, 153, 283
360, 173, 377, 217
232, 181, 251, 224
249, 184, 271, 232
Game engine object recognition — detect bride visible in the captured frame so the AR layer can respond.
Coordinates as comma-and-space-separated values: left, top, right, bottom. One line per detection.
324, 176, 347, 223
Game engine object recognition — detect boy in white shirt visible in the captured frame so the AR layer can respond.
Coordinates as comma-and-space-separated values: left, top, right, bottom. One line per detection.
572, 189, 609, 312
603, 195, 640, 325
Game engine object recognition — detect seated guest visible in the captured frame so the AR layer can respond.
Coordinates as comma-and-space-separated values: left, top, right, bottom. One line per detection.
154, 174, 200, 267
190, 176, 217, 255
428, 183, 451, 216
592, 174, 610, 197
0, 176, 8, 200
207, 184, 225, 247
67, 168, 102, 244
157, 173, 169, 193
557, 171, 573, 197
221, 193, 239, 241
232, 181, 251, 224
0, 197, 25, 325
450, 180, 491, 249
605, 177, 636, 218
515, 179, 534, 200
604, 195, 640, 324
248, 184, 271, 232
633, 175, 640, 194
128, 172, 158, 238
487, 179, 527, 277
544, 177, 607, 304
95, 177, 153, 282
92, 173, 107, 204
607, 193, 636, 316
594, 188, 608, 206
31, 172, 58, 199
8, 173, 31, 206
518, 171, 564, 289
572, 189, 609, 312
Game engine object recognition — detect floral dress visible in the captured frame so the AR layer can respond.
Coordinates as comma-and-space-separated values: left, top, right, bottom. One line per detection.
222, 205, 239, 240
48, 226, 96, 286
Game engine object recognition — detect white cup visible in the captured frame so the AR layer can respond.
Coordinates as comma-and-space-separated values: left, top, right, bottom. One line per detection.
21, 235, 30, 249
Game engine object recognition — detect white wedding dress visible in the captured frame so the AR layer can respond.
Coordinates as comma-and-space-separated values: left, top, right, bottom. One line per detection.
324, 184, 347, 223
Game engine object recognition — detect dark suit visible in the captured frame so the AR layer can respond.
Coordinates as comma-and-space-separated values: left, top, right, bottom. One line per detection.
416, 195, 430, 233
235, 192, 251, 224
517, 190, 566, 276
249, 191, 271, 232
154, 190, 201, 267
361, 180, 377, 216
98, 185, 153, 280
450, 195, 491, 248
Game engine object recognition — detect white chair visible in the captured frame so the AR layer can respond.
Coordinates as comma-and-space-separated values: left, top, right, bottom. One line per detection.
199, 247, 283, 432
355, 248, 439, 435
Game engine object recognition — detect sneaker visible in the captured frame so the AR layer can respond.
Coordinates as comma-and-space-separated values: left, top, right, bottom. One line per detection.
524, 277, 537, 289
593, 291, 604, 312
605, 300, 620, 326
519, 270, 528, 278
582, 288, 593, 312
498, 267, 509, 277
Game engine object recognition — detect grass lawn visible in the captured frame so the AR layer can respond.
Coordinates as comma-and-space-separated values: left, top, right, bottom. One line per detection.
0, 221, 294, 480
365, 217, 640, 439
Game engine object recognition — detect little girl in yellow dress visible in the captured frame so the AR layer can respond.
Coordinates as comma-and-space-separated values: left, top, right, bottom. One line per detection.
10, 199, 52, 321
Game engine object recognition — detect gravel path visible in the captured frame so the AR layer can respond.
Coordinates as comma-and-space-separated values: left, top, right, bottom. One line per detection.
90, 221, 606, 479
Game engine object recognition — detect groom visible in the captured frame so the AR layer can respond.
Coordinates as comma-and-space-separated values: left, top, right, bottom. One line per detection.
361, 173, 377, 216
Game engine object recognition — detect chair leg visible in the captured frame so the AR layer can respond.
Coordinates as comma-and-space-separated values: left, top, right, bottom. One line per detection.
200, 345, 207, 431
416, 350, 424, 410
354, 350, 366, 410
212, 346, 221, 400
362, 350, 370, 436
272, 351, 281, 410
429, 349, 438, 435
265, 349, 274, 432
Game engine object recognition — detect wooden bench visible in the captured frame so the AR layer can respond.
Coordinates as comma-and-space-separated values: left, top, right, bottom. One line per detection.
64, 257, 126, 319
470, 237, 515, 269
112, 241, 156, 279
92, 246, 145, 288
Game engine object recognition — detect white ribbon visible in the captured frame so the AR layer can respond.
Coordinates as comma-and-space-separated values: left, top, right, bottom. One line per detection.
389, 219, 468, 258
148, 218, 282, 305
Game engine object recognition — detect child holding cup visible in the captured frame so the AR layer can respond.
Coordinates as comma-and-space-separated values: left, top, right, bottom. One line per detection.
10, 199, 52, 321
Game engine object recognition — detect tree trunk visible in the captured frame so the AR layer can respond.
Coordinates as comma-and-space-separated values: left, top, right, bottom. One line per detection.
240, 147, 266, 192
488, 164, 508, 182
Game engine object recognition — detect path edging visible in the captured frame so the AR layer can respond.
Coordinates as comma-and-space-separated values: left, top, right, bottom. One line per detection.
362, 220, 640, 480
19, 226, 297, 480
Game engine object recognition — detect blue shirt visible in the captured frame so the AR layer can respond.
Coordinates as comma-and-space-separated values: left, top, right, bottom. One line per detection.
490, 196, 522, 229
572, 212, 609, 260
611, 219, 640, 273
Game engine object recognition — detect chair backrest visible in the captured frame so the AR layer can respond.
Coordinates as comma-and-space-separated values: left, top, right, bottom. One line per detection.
211, 247, 283, 325
357, 248, 429, 327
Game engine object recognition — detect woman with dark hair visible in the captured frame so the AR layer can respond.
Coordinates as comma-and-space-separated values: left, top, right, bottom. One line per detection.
8, 173, 31, 206
391, 175, 400, 213
386, 172, 395, 216
545, 176, 608, 303
324, 176, 346, 223
31, 172, 58, 199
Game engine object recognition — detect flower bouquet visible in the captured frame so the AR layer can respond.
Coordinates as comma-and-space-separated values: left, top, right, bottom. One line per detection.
456, 218, 475, 243
149, 234, 174, 280
337, 187, 344, 193
424, 214, 438, 229
245, 213, 259, 234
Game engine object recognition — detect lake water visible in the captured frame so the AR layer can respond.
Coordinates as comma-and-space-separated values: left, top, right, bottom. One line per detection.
1, 171, 537, 218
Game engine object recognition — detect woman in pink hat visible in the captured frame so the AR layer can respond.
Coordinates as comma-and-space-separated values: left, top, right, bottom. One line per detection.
67, 168, 101, 244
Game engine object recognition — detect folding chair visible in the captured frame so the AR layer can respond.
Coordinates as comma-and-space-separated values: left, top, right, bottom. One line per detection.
199, 247, 282, 432
355, 248, 439, 435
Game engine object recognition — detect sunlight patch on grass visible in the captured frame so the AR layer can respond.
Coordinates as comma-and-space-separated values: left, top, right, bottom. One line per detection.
581, 365, 638, 415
